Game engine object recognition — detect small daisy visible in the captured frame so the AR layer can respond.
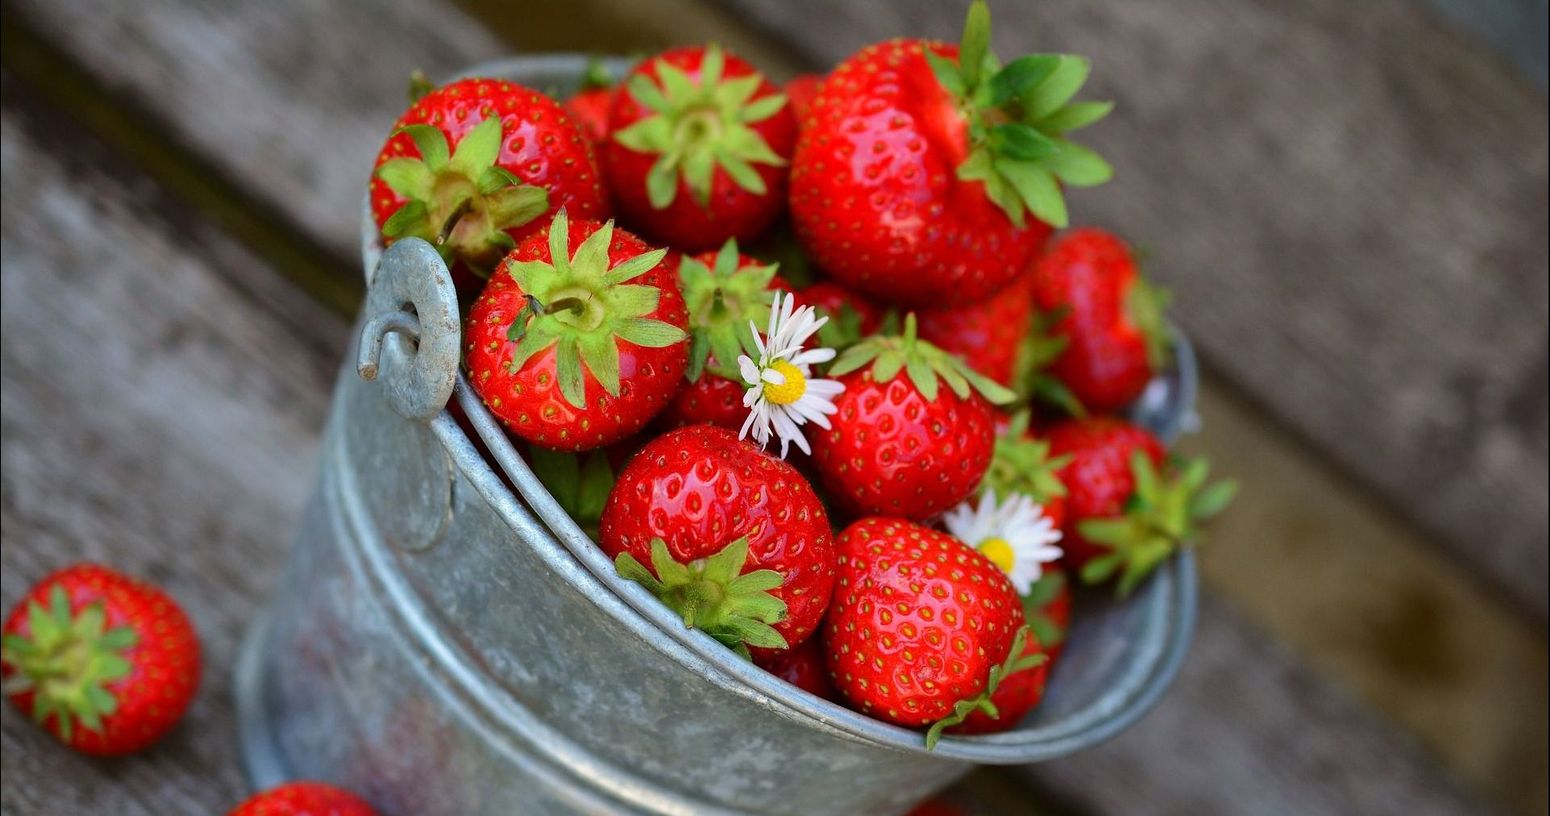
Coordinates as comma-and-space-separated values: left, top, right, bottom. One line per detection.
941, 491, 1064, 594
737, 292, 845, 458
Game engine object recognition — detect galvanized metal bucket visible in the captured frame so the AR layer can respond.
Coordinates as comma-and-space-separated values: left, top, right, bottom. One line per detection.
234, 55, 1199, 816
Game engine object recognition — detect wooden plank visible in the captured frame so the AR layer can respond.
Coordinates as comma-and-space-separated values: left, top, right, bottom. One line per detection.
0, 88, 342, 814
715, 0, 1550, 623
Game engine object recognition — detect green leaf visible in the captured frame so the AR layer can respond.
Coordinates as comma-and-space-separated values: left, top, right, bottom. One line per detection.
988, 54, 1060, 107
905, 354, 940, 401
1130, 451, 1160, 503
1045, 141, 1113, 187
609, 284, 662, 318
682, 149, 716, 206
997, 160, 1068, 228
626, 74, 670, 113
988, 124, 1060, 161
397, 124, 449, 169
529, 447, 581, 507
616, 318, 687, 347
716, 151, 767, 195
646, 156, 680, 209
477, 165, 522, 196
924, 49, 967, 98
1080, 552, 1124, 584
1191, 480, 1239, 520
1039, 100, 1114, 133
579, 332, 622, 397
654, 61, 699, 100
602, 247, 669, 285
1077, 518, 1134, 547
615, 552, 664, 593
828, 344, 882, 377
613, 116, 673, 153
450, 116, 504, 175
576, 452, 615, 521
1025, 55, 1092, 120
376, 158, 435, 200
713, 74, 763, 109
958, 0, 992, 90
547, 209, 571, 271
742, 93, 787, 123
381, 200, 430, 240
484, 185, 550, 228
555, 338, 586, 408
569, 220, 614, 277
702, 536, 748, 586
699, 44, 726, 89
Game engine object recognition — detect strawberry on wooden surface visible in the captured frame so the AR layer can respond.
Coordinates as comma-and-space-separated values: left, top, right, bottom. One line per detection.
1, 564, 200, 756
1032, 227, 1171, 413
465, 211, 689, 451
371, 78, 609, 279
790, 1, 1112, 307
600, 425, 837, 657
228, 781, 377, 816
606, 45, 796, 250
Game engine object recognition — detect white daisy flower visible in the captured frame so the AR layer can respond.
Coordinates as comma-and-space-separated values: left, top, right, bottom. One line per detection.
941, 490, 1064, 594
737, 292, 845, 458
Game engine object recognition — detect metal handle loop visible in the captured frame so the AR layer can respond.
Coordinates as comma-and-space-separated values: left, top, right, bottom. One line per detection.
357, 238, 461, 422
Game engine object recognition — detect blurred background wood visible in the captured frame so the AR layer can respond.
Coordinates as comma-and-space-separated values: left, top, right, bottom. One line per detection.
2, 0, 1544, 814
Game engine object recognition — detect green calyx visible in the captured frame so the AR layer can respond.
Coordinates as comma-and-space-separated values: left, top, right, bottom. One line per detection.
0, 585, 137, 742
377, 116, 550, 275
1012, 307, 1086, 416
981, 410, 1072, 503
829, 314, 1017, 405
1022, 571, 1068, 649
1078, 452, 1238, 596
528, 446, 615, 539
815, 303, 869, 351
927, 0, 1114, 229
615, 537, 788, 660
612, 44, 788, 209
678, 239, 780, 381
1126, 274, 1173, 372
502, 210, 687, 409
924, 626, 1046, 749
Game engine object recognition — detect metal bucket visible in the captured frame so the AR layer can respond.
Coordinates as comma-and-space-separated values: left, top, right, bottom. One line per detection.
234, 55, 1199, 816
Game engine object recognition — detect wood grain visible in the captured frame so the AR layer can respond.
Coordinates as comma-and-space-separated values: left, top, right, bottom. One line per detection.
717, 0, 1550, 622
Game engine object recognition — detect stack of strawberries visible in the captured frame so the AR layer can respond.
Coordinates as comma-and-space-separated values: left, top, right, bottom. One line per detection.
1, 6, 1235, 807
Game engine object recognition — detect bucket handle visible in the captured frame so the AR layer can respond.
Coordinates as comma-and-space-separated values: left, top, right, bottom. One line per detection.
356, 238, 462, 422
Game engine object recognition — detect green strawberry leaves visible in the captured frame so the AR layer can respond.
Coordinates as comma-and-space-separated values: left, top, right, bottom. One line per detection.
1022, 571, 1068, 650
501, 210, 686, 409
930, 0, 1114, 229
1125, 273, 1174, 372
829, 314, 1017, 405
528, 447, 615, 539
0, 585, 138, 741
981, 410, 1072, 503
1079, 452, 1238, 596
613, 45, 788, 209
924, 626, 1046, 749
614, 537, 788, 660
677, 239, 781, 381
377, 116, 550, 274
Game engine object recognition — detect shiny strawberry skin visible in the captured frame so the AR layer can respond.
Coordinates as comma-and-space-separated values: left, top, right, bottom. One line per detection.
1045, 417, 1166, 568
659, 373, 748, 431
228, 781, 377, 816
565, 87, 614, 145
952, 626, 1049, 734
811, 370, 996, 520
1032, 229, 1154, 412
606, 47, 797, 250
2, 564, 200, 756
464, 219, 688, 451
785, 73, 823, 123
370, 78, 610, 245
791, 281, 884, 335
824, 518, 1025, 727
917, 273, 1035, 386
790, 40, 1052, 308
754, 636, 837, 700
599, 425, 836, 650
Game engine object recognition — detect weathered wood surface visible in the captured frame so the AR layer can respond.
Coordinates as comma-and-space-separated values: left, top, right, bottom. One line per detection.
720, 0, 1550, 622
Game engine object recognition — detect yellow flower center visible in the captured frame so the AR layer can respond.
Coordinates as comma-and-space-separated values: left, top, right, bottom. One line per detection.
761, 359, 808, 406
978, 537, 1017, 575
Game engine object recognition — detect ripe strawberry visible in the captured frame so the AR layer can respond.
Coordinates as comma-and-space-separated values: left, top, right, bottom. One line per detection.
812, 316, 1013, 520
785, 73, 822, 123
1, 564, 199, 755
228, 782, 376, 816
607, 45, 796, 250
1047, 417, 1236, 593
600, 425, 836, 657
790, 281, 884, 349
1031, 227, 1170, 413
979, 410, 1071, 529
823, 518, 1042, 746
917, 273, 1036, 386
659, 241, 786, 431
565, 59, 617, 145
465, 211, 689, 451
906, 798, 969, 816
754, 636, 836, 700
371, 78, 610, 278
790, 1, 1112, 307
952, 625, 1049, 734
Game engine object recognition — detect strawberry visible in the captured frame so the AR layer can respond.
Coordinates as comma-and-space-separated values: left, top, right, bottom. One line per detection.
1, 564, 199, 755
951, 623, 1050, 735
754, 636, 836, 700
823, 518, 1042, 747
606, 45, 796, 250
600, 424, 836, 657
790, 281, 884, 350
784, 73, 823, 123
812, 316, 1012, 520
979, 410, 1071, 529
906, 799, 969, 816
565, 59, 617, 145
1022, 569, 1071, 664
228, 781, 376, 816
465, 211, 689, 451
1031, 227, 1170, 413
371, 78, 610, 278
916, 272, 1036, 386
659, 241, 785, 431
789, 1, 1112, 307
1046, 417, 1236, 593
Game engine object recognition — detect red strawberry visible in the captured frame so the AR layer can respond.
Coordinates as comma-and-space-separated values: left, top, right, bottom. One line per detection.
789, 2, 1112, 307
812, 316, 1012, 520
600, 425, 836, 656
1022, 569, 1071, 664
785, 73, 823, 123
565, 59, 617, 145
951, 624, 1049, 734
823, 518, 1041, 746
754, 636, 836, 700
979, 410, 1071, 530
228, 781, 376, 816
1, 564, 199, 755
790, 281, 884, 349
917, 272, 1036, 386
1031, 228, 1170, 413
1047, 417, 1235, 593
606, 45, 796, 250
465, 211, 689, 451
906, 798, 969, 816
659, 241, 786, 431
371, 78, 610, 278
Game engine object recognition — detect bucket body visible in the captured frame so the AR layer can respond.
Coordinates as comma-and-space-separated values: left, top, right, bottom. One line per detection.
235, 56, 1200, 816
